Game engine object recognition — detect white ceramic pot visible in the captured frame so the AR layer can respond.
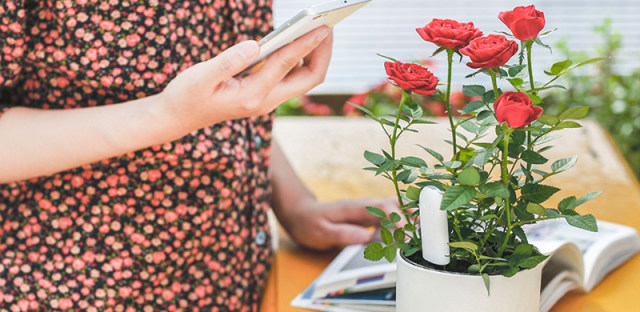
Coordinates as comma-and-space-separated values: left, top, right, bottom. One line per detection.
396, 252, 543, 312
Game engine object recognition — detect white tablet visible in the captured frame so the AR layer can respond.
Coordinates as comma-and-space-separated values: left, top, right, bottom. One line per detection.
242, 0, 372, 75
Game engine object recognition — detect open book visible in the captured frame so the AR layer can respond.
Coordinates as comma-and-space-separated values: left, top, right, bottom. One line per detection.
291, 220, 640, 312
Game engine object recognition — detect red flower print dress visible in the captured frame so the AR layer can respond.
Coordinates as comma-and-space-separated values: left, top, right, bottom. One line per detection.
0, 0, 275, 311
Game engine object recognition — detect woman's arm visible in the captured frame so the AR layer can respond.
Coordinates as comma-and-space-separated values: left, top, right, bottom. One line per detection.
270, 141, 399, 250
0, 27, 332, 184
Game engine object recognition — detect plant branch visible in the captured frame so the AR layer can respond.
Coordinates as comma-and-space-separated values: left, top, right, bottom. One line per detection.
444, 49, 457, 159
391, 91, 418, 241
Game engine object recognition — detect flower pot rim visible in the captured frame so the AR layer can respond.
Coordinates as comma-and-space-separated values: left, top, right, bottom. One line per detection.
399, 251, 484, 277
399, 250, 541, 278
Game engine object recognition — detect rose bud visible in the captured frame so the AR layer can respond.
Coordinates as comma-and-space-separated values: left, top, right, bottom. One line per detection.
499, 5, 546, 41
460, 34, 518, 69
384, 61, 438, 95
416, 19, 483, 50
493, 92, 543, 128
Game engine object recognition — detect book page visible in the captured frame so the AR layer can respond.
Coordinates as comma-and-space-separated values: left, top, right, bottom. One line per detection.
526, 219, 640, 309
291, 244, 396, 311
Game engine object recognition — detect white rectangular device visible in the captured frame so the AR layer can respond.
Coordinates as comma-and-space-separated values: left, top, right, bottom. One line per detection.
246, 0, 372, 72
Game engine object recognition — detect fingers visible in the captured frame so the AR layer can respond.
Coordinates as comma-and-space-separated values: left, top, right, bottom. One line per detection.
328, 197, 401, 227
247, 26, 332, 96
205, 40, 260, 83
265, 30, 334, 104
322, 222, 374, 247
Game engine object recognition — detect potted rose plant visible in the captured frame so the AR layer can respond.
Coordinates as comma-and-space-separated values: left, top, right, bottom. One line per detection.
353, 6, 605, 311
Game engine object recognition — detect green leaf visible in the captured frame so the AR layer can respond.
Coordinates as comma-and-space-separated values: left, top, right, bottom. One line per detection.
393, 228, 405, 243
404, 247, 420, 257
555, 121, 582, 130
462, 101, 485, 114
364, 242, 385, 261
483, 90, 497, 104
478, 181, 510, 199
518, 255, 548, 269
482, 273, 491, 295
380, 219, 396, 229
468, 264, 481, 273
458, 167, 481, 186
364, 151, 386, 165
449, 241, 478, 251
550, 59, 573, 75
366, 206, 386, 218
520, 164, 534, 182
431, 46, 446, 57
559, 106, 589, 120
521, 150, 548, 165
384, 244, 398, 262
381, 227, 393, 245
347, 102, 378, 119
537, 115, 559, 126
565, 214, 598, 232
509, 243, 534, 267
463, 85, 486, 97
534, 37, 552, 53
575, 191, 603, 206
472, 148, 496, 167
526, 203, 547, 216
507, 78, 524, 88
529, 94, 543, 104
522, 184, 560, 203
396, 170, 412, 183
558, 196, 577, 213
575, 57, 608, 68
508, 64, 527, 77
375, 159, 395, 175
441, 185, 476, 210
376, 53, 398, 62
443, 161, 463, 169
514, 243, 533, 257
513, 226, 529, 244
551, 156, 578, 173
401, 156, 428, 168
389, 212, 402, 224
406, 185, 422, 201
404, 96, 423, 119
419, 145, 444, 162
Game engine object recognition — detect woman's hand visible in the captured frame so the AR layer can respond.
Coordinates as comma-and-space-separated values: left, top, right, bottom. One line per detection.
279, 197, 401, 251
159, 26, 333, 133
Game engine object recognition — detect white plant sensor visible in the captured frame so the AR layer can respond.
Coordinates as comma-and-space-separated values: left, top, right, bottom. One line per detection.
419, 186, 450, 266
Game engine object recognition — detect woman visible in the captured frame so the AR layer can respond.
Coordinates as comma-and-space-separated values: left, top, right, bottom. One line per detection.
0, 1, 394, 311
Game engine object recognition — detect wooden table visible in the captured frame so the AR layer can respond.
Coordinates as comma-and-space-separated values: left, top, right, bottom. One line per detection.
261, 117, 640, 312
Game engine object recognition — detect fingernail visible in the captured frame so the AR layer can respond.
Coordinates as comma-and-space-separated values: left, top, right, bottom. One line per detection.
237, 41, 259, 61
354, 230, 372, 243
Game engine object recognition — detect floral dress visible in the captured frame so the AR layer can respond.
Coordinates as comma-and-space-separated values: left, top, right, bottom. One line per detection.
0, 0, 275, 311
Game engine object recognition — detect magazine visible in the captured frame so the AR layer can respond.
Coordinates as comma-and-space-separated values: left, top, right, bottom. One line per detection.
291, 220, 640, 312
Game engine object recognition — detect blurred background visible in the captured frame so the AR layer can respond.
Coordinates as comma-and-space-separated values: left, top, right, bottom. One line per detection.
272, 0, 640, 178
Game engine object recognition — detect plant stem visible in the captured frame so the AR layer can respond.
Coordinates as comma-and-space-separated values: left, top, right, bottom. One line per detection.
498, 130, 512, 257
526, 41, 535, 95
444, 49, 457, 159
526, 40, 535, 182
489, 69, 500, 100
391, 92, 417, 241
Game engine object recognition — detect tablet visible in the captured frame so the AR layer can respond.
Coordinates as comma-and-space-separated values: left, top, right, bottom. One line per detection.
241, 0, 372, 75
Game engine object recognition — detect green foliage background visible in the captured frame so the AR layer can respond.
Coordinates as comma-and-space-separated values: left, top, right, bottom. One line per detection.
541, 18, 640, 178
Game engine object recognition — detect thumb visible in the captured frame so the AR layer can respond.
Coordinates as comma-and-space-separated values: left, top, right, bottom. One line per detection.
208, 40, 260, 80
325, 223, 374, 246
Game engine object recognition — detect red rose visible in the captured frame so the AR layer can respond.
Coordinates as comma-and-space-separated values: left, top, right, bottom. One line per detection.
416, 19, 483, 50
499, 5, 545, 41
384, 61, 438, 95
493, 92, 543, 128
460, 34, 518, 69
